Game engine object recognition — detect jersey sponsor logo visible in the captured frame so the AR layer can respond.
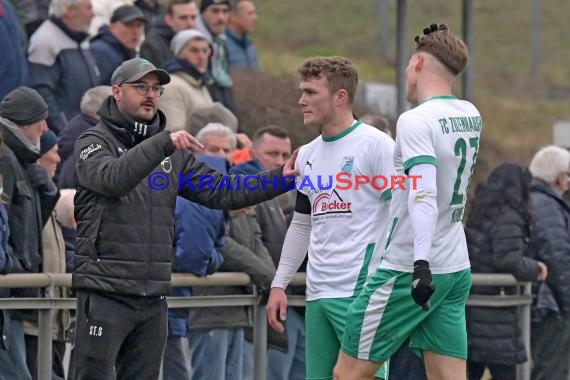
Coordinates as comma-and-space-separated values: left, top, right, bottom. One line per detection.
79, 144, 102, 162
341, 156, 354, 173
312, 189, 352, 217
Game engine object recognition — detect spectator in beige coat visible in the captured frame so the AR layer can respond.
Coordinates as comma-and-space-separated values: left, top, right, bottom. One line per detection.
161, 29, 214, 131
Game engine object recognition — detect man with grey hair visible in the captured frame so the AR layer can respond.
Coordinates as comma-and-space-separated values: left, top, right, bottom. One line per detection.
528, 145, 570, 380
57, 86, 112, 189
195, 122, 237, 161
27, 0, 100, 134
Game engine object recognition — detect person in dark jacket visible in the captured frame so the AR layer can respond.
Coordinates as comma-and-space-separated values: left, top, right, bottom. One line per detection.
465, 163, 547, 380
27, 0, 99, 134
0, 87, 59, 380
13, 0, 50, 37
162, 153, 228, 380
140, 0, 198, 67
134, 0, 164, 29
527, 145, 570, 380
57, 86, 112, 189
232, 125, 307, 380
225, 0, 259, 70
0, 0, 29, 101
23, 130, 69, 380
71, 57, 297, 380
0, 132, 32, 380
90, 5, 145, 85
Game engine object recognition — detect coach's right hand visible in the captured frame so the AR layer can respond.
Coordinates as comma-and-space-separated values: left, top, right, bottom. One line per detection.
267, 287, 288, 333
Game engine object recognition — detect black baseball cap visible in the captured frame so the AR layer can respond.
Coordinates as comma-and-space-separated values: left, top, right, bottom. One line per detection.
111, 58, 171, 86
110, 5, 146, 24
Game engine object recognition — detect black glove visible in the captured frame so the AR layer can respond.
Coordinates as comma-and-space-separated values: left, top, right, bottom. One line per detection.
411, 260, 435, 311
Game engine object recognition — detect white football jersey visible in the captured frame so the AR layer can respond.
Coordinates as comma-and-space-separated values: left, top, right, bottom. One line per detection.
380, 96, 483, 274
296, 121, 395, 301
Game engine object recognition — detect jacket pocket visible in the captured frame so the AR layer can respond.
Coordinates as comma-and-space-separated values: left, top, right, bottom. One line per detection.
84, 206, 104, 261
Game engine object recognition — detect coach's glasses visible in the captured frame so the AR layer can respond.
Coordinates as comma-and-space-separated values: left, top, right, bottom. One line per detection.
121, 83, 165, 97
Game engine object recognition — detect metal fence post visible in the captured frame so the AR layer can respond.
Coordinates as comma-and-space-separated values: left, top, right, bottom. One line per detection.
519, 282, 532, 380
38, 278, 54, 380
253, 287, 267, 380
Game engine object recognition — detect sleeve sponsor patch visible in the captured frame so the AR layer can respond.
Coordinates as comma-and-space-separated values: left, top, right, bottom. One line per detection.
79, 144, 103, 162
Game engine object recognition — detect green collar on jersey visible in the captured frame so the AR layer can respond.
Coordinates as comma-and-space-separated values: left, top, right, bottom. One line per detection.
419, 95, 457, 105
322, 120, 362, 142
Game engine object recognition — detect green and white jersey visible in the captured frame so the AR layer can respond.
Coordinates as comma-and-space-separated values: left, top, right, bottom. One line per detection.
381, 96, 482, 274
296, 121, 395, 301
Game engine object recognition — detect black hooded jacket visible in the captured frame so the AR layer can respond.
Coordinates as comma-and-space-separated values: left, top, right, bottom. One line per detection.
465, 163, 540, 365
530, 178, 570, 314
72, 97, 288, 296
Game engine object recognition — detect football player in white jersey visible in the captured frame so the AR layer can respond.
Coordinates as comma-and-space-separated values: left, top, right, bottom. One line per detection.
334, 24, 481, 380
266, 56, 395, 380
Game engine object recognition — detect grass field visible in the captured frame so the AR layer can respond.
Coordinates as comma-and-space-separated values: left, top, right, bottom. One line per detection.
251, 0, 570, 162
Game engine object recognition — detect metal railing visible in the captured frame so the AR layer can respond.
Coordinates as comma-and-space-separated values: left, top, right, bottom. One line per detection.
0, 273, 531, 380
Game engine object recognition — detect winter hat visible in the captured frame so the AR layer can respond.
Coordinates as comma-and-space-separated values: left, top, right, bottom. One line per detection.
40, 130, 58, 156
170, 29, 208, 55
200, 0, 230, 13
0, 87, 48, 126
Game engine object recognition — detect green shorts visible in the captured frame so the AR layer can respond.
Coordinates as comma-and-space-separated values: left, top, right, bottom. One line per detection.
306, 297, 387, 380
341, 268, 471, 362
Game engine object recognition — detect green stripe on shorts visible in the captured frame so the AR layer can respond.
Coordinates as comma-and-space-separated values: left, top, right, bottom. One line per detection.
353, 243, 375, 296
342, 268, 471, 362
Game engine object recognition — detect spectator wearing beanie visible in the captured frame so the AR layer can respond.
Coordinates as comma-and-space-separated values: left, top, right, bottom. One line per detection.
23, 129, 69, 380
0, 87, 59, 379
161, 29, 214, 132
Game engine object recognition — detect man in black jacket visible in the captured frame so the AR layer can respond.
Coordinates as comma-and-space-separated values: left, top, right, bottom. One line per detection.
528, 145, 570, 380
72, 57, 297, 380
0, 86, 58, 380
139, 0, 199, 67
